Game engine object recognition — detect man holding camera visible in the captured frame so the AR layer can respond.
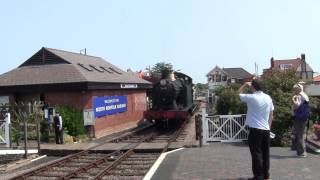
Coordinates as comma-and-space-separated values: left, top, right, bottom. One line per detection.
238, 79, 274, 180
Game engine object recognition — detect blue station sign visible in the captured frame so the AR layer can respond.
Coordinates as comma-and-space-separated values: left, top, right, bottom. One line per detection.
93, 96, 128, 118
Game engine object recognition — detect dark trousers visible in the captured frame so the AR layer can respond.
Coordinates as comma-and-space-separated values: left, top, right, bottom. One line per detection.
293, 119, 307, 155
55, 128, 63, 144
248, 127, 270, 180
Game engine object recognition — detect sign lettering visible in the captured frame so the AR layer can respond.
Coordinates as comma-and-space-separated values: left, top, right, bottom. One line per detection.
93, 96, 128, 118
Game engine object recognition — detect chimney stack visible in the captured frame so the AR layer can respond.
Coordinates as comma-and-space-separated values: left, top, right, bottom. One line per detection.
270, 57, 274, 68
301, 53, 305, 61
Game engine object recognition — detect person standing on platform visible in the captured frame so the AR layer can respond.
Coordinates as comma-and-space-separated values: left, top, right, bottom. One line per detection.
54, 111, 63, 144
292, 83, 310, 157
238, 79, 274, 180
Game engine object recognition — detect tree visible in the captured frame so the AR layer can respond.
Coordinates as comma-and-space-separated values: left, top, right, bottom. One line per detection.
260, 69, 320, 146
150, 62, 173, 78
215, 84, 247, 115
194, 83, 207, 92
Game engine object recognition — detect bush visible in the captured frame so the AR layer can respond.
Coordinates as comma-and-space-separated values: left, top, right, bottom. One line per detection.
215, 84, 247, 115
261, 70, 320, 146
56, 106, 85, 137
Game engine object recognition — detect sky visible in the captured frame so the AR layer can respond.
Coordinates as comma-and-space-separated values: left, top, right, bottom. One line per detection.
1, 0, 320, 83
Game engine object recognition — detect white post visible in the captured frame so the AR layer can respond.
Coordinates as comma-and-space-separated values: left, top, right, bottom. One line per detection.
201, 107, 208, 145
5, 113, 10, 148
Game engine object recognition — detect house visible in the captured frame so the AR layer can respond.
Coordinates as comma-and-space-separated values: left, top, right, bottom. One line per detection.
0, 47, 152, 138
262, 53, 314, 81
206, 66, 253, 90
313, 75, 320, 85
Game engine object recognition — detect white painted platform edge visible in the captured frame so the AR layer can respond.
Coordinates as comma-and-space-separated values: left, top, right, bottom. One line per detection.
143, 148, 184, 180
0, 149, 38, 155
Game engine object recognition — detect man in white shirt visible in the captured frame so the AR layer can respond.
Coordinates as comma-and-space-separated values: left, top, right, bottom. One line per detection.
238, 79, 274, 180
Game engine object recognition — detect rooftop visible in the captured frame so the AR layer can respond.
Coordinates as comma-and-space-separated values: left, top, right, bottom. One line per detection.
0, 47, 151, 93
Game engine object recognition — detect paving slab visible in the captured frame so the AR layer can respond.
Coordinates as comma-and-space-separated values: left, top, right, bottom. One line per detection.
151, 143, 320, 180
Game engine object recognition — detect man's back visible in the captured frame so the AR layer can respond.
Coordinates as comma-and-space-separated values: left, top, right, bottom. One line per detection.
240, 91, 273, 130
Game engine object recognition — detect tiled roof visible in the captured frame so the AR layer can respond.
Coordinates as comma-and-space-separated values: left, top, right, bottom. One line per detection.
272, 59, 302, 70
314, 75, 320, 82
0, 47, 151, 88
222, 68, 253, 79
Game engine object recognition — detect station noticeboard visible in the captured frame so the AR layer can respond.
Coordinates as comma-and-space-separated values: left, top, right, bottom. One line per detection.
93, 96, 128, 118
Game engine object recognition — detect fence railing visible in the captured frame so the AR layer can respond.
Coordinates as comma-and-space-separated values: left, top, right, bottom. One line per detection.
0, 114, 10, 147
201, 108, 249, 143
0, 102, 43, 158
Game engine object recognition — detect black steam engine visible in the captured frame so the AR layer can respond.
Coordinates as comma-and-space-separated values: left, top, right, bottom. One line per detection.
144, 71, 194, 127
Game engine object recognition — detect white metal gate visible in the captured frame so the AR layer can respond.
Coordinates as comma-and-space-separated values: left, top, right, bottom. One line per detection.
0, 113, 10, 147
202, 108, 248, 143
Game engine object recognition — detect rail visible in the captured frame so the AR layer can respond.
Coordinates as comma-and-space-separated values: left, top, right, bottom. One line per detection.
11, 105, 196, 179
10, 124, 154, 180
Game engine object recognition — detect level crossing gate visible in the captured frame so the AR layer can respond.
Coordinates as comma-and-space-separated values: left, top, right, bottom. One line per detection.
0, 113, 10, 147
201, 108, 248, 143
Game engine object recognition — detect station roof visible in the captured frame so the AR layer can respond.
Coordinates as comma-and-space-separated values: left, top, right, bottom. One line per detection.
0, 47, 152, 93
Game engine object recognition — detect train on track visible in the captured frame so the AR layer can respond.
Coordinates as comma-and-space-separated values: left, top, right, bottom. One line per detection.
143, 70, 195, 127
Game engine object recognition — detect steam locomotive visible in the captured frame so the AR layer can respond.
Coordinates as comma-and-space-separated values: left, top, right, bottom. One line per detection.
143, 71, 194, 127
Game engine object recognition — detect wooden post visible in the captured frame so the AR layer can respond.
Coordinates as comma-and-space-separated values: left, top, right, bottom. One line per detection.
199, 114, 203, 147
195, 115, 199, 140
24, 120, 28, 158
37, 121, 40, 152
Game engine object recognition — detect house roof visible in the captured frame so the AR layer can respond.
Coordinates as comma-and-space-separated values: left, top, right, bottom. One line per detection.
314, 75, 320, 82
0, 47, 151, 92
271, 58, 313, 72
207, 66, 253, 79
222, 68, 253, 79
272, 59, 302, 70
206, 66, 228, 76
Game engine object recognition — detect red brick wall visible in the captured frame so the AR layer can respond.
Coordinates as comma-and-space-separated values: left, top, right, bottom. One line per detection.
45, 91, 87, 109
45, 90, 147, 138
87, 90, 147, 138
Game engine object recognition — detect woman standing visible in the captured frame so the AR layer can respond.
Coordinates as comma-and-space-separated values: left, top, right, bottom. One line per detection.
292, 83, 310, 157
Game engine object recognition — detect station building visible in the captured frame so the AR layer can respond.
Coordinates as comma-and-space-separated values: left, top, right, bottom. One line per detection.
0, 47, 152, 137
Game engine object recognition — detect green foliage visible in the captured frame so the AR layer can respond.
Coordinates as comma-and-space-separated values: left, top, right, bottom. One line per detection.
261, 70, 309, 146
150, 62, 173, 74
56, 106, 85, 137
309, 97, 320, 124
261, 69, 299, 95
215, 85, 247, 115
10, 103, 43, 146
194, 83, 208, 92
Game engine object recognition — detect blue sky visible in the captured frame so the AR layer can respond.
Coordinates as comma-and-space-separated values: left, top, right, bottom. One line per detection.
1, 0, 320, 83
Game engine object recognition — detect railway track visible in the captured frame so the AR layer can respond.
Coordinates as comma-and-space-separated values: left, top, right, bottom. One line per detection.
10, 122, 188, 180
11, 103, 199, 180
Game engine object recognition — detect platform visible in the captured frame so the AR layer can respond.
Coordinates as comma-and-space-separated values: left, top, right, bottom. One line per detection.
149, 143, 320, 180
